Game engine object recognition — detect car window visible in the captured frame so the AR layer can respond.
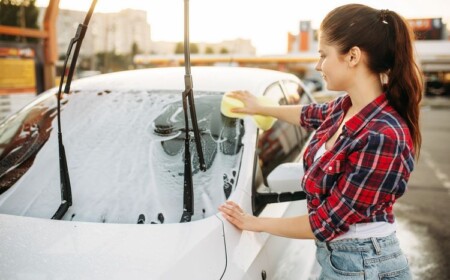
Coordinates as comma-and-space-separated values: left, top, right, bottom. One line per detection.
252, 80, 315, 213
255, 82, 302, 184
283, 80, 314, 145
153, 95, 244, 172
0, 90, 244, 224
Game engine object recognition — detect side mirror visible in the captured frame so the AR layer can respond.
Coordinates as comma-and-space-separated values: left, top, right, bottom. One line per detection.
267, 162, 304, 193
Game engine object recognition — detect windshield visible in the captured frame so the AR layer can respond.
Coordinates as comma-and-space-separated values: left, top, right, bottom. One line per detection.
0, 90, 245, 224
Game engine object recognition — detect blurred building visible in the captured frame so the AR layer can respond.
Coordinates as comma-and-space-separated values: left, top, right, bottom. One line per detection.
38, 8, 152, 57
150, 38, 256, 55
287, 21, 317, 55
409, 18, 450, 96
287, 18, 450, 96
408, 18, 447, 40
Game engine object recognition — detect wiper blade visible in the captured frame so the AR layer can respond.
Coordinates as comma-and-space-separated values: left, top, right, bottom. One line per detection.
52, 0, 98, 220
180, 0, 206, 223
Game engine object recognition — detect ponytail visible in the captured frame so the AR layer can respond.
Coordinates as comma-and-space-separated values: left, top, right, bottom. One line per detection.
320, 4, 423, 157
385, 12, 423, 157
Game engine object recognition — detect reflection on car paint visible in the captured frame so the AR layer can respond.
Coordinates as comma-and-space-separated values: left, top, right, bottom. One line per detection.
0, 97, 58, 194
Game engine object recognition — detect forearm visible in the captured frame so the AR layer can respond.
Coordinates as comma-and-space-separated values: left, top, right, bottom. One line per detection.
256, 214, 315, 239
219, 201, 315, 239
258, 105, 302, 126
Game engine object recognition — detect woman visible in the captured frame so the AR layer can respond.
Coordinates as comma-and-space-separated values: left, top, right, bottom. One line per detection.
219, 4, 422, 279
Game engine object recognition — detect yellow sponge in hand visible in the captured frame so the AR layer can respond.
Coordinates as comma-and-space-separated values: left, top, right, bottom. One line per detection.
220, 92, 246, 119
221, 92, 278, 130
253, 96, 278, 131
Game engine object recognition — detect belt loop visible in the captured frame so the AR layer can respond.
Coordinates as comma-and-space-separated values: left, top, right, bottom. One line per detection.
326, 242, 333, 252
371, 237, 382, 255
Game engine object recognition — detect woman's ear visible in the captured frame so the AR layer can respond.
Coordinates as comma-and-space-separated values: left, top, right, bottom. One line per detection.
347, 46, 361, 67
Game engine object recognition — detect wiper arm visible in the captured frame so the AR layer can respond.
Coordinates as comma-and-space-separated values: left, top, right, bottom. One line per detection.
180, 0, 206, 223
52, 0, 98, 220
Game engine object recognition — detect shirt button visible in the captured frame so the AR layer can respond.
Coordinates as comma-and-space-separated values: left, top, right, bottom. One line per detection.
328, 166, 333, 171
311, 198, 320, 207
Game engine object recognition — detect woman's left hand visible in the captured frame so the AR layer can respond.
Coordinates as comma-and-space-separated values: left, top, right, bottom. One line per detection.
218, 201, 262, 232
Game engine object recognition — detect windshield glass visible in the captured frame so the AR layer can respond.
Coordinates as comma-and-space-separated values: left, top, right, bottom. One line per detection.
0, 90, 245, 224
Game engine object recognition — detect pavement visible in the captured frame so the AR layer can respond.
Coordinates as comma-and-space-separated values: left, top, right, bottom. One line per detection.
421, 96, 450, 109
395, 107, 450, 280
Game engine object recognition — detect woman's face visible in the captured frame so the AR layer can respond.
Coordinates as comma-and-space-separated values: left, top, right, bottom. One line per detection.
315, 35, 352, 91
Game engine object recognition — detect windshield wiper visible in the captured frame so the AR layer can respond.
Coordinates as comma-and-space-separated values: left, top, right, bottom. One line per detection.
180, 0, 206, 223
52, 0, 98, 220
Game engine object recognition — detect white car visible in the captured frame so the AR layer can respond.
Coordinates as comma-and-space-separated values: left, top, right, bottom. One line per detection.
0, 66, 317, 279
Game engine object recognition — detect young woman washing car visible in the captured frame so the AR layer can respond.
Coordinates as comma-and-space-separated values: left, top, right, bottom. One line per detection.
219, 4, 422, 279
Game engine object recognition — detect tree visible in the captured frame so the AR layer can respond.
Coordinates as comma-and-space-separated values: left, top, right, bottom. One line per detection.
0, 0, 40, 42
174, 42, 199, 54
219, 47, 229, 54
129, 42, 140, 68
174, 42, 183, 54
205, 46, 214, 54
131, 42, 140, 56
96, 51, 130, 73
190, 43, 199, 54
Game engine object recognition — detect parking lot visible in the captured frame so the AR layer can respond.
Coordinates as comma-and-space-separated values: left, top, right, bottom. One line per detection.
395, 102, 450, 280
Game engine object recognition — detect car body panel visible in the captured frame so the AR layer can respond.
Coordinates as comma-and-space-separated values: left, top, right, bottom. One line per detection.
0, 213, 226, 279
0, 67, 317, 279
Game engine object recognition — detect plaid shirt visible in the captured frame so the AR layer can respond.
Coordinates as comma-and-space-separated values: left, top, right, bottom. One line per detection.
300, 94, 415, 242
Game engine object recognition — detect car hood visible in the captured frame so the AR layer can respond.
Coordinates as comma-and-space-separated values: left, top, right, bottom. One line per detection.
0, 214, 227, 279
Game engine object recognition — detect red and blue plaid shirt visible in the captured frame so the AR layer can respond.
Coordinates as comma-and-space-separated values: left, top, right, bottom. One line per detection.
300, 93, 415, 242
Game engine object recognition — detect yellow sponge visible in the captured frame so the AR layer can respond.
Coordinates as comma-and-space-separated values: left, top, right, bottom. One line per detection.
220, 92, 246, 119
221, 92, 278, 130
253, 96, 278, 131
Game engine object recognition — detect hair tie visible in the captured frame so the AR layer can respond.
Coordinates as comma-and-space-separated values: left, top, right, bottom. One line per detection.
380, 9, 390, 24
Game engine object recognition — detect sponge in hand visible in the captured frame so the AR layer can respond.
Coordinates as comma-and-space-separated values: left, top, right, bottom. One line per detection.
252, 96, 278, 131
221, 92, 278, 130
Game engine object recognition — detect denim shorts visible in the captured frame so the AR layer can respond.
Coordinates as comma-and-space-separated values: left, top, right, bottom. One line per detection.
315, 233, 412, 280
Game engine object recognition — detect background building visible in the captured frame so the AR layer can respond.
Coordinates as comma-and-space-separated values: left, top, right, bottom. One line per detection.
287, 18, 450, 96
39, 8, 152, 57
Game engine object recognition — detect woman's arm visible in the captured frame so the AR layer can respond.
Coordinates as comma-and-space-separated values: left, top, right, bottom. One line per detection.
227, 91, 303, 126
218, 201, 315, 239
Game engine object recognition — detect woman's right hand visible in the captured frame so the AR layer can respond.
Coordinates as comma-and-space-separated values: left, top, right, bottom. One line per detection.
226, 90, 263, 115
218, 200, 262, 232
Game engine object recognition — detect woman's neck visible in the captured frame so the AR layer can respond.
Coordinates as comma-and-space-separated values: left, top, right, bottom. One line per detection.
346, 72, 383, 112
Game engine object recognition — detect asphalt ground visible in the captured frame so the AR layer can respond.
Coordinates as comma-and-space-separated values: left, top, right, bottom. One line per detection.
395, 102, 450, 280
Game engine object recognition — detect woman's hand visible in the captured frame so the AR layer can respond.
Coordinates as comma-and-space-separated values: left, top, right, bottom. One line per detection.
226, 90, 263, 115
218, 200, 262, 232
219, 201, 315, 239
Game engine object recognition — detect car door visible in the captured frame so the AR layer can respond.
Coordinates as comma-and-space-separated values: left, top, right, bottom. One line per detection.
250, 80, 316, 280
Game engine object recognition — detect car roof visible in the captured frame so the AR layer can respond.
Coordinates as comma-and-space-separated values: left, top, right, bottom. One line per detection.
70, 66, 301, 96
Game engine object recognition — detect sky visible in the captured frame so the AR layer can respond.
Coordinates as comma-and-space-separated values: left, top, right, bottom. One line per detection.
36, 0, 450, 55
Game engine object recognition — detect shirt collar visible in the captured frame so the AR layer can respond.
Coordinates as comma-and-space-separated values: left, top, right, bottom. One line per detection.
344, 93, 389, 136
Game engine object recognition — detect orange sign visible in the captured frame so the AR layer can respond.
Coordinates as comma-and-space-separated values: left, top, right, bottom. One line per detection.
0, 47, 36, 94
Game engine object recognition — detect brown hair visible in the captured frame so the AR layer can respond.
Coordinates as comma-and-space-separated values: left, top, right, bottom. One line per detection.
320, 4, 423, 156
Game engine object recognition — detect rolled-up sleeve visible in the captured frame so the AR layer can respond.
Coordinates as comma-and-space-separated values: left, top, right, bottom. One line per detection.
300, 96, 344, 130
308, 132, 412, 241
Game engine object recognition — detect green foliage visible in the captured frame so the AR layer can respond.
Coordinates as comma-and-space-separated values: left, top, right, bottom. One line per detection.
0, 0, 39, 42
131, 42, 140, 56
174, 42, 183, 54
174, 42, 199, 54
96, 51, 132, 73
219, 47, 229, 54
205, 46, 214, 54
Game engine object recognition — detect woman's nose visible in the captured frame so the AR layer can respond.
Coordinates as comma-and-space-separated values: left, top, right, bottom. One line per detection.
315, 61, 321, 72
